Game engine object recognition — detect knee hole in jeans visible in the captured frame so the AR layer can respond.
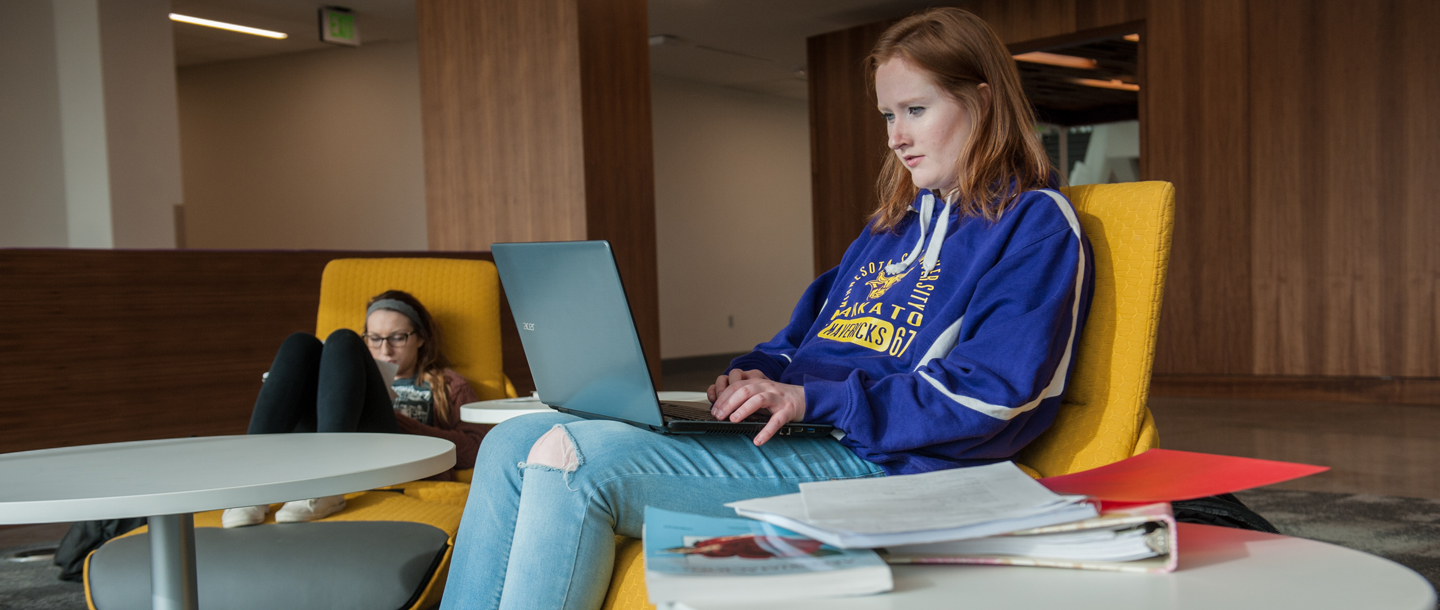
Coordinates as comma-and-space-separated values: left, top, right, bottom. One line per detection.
525, 426, 580, 473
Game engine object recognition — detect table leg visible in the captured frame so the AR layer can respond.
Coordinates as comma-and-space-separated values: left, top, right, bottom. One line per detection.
148, 513, 198, 610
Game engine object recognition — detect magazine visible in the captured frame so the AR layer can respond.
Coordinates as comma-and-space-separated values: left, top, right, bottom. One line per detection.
643, 507, 892, 606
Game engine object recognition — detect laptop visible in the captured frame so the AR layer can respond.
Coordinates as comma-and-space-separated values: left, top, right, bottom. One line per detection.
491, 240, 834, 437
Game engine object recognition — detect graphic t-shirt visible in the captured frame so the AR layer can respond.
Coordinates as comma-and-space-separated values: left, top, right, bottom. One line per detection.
391, 377, 434, 425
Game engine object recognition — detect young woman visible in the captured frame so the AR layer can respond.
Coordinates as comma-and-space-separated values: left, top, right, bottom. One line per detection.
222, 290, 490, 528
441, 8, 1093, 609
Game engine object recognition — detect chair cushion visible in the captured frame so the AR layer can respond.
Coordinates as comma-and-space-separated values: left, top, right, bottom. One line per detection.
87, 521, 449, 610
85, 484, 468, 610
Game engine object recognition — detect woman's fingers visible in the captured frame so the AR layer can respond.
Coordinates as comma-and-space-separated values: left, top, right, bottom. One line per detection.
707, 375, 729, 404
729, 392, 769, 423
753, 412, 790, 446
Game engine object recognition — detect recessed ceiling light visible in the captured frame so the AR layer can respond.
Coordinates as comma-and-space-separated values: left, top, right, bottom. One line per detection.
169, 13, 287, 39
1069, 77, 1140, 92
1013, 52, 1098, 70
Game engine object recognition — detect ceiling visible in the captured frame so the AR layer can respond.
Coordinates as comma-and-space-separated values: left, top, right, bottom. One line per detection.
1020, 37, 1141, 126
170, 0, 955, 99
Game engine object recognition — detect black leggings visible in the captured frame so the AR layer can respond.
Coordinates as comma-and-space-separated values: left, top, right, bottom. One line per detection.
249, 330, 399, 435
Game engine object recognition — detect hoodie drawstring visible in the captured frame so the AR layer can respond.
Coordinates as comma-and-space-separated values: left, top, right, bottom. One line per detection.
885, 191, 953, 276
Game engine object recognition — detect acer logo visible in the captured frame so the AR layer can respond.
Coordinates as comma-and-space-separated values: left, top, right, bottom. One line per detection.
522, 322, 535, 331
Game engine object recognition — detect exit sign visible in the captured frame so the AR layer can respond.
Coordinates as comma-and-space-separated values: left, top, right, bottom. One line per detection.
319, 7, 360, 47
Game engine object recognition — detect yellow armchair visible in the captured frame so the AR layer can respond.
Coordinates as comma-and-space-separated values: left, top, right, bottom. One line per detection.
316, 257, 511, 402
598, 181, 1177, 609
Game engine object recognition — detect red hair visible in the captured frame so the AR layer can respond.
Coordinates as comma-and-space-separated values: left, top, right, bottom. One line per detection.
868, 8, 1054, 231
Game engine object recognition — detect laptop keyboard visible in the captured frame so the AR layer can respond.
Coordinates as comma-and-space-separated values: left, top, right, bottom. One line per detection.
659, 401, 769, 424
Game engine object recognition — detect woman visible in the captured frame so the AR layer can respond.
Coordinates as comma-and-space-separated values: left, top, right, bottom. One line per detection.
442, 8, 1093, 609
222, 290, 490, 528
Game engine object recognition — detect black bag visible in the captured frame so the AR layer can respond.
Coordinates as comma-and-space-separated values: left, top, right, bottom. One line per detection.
1171, 493, 1278, 533
53, 518, 147, 581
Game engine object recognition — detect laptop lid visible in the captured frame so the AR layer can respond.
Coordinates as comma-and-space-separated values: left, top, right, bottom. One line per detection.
491, 240, 664, 428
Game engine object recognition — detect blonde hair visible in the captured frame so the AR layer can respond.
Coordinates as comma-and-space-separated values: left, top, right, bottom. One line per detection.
868, 8, 1054, 231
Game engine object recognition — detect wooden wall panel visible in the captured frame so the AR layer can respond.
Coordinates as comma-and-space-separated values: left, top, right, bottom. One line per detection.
1250, 0, 1440, 378
417, 0, 587, 249
806, 21, 891, 275
965, 0, 1145, 44
1145, 0, 1253, 376
576, 0, 661, 379
417, 0, 660, 385
0, 249, 532, 454
1396, 0, 1440, 378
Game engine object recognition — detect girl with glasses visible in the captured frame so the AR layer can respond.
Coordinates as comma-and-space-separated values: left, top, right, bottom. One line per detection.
221, 290, 490, 527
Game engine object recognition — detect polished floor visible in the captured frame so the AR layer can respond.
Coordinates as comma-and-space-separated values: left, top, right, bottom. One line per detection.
1150, 395, 1440, 499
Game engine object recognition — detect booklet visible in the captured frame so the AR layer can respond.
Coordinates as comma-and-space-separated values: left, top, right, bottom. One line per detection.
643, 507, 893, 606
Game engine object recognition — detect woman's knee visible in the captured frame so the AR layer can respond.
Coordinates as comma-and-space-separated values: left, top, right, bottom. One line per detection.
526, 426, 580, 472
476, 413, 579, 466
278, 332, 323, 355
323, 328, 364, 351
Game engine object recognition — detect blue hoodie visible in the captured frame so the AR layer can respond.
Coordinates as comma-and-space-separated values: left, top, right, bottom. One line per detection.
727, 189, 1094, 475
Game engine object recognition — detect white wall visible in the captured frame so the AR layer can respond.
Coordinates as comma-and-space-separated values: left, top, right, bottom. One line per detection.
0, 0, 180, 248
177, 41, 427, 250
651, 77, 814, 359
0, 1, 68, 247
99, 0, 183, 248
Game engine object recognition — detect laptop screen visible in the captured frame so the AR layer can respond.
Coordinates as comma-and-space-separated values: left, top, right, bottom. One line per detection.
492, 241, 664, 427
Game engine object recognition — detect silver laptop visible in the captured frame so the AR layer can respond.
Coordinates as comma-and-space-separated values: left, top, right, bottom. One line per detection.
491, 240, 833, 437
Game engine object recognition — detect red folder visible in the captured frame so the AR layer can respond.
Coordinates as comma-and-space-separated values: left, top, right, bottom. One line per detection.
1038, 449, 1328, 503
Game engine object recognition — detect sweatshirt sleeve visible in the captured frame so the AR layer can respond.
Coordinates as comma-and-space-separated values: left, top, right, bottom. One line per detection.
804, 224, 1091, 464
393, 370, 491, 470
725, 264, 841, 381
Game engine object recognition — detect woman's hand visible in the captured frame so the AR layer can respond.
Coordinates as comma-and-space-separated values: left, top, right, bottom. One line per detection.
707, 369, 770, 403
711, 378, 807, 447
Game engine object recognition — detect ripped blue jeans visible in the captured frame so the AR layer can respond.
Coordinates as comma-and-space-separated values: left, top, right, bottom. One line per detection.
439, 412, 885, 610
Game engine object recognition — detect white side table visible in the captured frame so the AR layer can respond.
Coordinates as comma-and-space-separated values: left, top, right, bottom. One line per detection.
461, 391, 710, 424
677, 523, 1437, 610
0, 433, 454, 610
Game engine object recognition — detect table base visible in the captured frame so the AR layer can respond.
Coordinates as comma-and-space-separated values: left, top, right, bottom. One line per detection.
149, 513, 197, 610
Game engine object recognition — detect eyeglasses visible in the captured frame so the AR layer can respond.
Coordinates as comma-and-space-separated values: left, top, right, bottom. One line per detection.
362, 332, 416, 348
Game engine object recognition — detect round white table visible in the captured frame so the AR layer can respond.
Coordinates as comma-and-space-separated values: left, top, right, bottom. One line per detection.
461, 391, 711, 424
677, 523, 1437, 610
0, 434, 454, 610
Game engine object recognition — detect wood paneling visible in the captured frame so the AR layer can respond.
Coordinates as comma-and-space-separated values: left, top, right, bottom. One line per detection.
1151, 375, 1440, 407
0, 249, 532, 454
1249, 0, 1440, 377
1146, 0, 1253, 376
417, 0, 586, 249
417, 0, 660, 385
575, 0, 661, 379
965, 0, 1145, 45
806, 21, 891, 275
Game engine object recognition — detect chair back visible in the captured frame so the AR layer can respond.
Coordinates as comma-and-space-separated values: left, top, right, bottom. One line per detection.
315, 258, 508, 401
1015, 182, 1175, 477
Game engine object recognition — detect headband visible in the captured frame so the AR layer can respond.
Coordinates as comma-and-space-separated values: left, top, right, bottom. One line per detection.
367, 299, 426, 334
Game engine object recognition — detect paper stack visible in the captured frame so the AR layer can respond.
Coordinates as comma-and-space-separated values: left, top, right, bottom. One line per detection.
725, 450, 1329, 574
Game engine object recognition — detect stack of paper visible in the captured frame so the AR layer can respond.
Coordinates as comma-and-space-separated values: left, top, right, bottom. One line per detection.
727, 461, 1098, 548
726, 449, 1329, 574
